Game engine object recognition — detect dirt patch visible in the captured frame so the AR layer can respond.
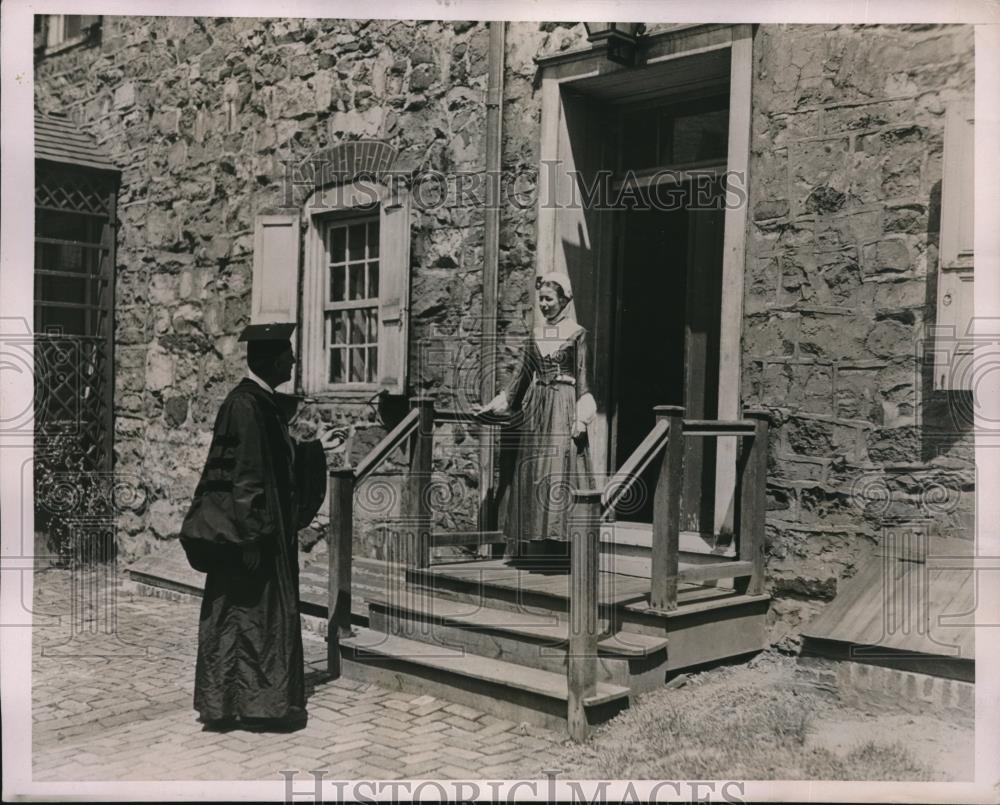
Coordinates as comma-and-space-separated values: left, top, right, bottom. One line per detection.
807, 709, 973, 781
533, 652, 973, 781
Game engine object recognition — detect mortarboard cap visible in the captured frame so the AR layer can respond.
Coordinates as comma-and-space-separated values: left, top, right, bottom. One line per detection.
239, 322, 296, 342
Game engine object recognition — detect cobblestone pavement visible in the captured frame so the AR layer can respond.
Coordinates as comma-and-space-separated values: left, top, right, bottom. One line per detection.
31, 568, 568, 781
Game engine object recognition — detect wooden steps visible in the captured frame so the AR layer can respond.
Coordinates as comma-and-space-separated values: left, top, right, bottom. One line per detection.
407, 559, 768, 662
127, 542, 770, 732
405, 559, 760, 635
339, 627, 631, 731
299, 557, 395, 622
340, 558, 769, 725
364, 589, 670, 693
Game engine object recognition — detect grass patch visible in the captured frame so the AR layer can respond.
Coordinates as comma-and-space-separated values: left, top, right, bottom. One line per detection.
548, 669, 936, 781
803, 741, 934, 781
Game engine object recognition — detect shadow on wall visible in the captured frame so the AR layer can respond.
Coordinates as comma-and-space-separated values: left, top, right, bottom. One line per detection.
921, 179, 974, 464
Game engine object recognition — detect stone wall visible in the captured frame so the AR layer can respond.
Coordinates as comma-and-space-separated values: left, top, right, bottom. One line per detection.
35, 20, 975, 639
35, 16, 499, 560
743, 23, 975, 640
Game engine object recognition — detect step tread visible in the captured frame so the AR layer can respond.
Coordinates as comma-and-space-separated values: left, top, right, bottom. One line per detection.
625, 591, 770, 617
411, 562, 651, 606
366, 590, 669, 656
601, 522, 736, 558
341, 627, 631, 707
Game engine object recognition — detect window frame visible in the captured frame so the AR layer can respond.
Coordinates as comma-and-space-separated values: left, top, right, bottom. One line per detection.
321, 212, 382, 387
36, 15, 101, 56
300, 179, 411, 398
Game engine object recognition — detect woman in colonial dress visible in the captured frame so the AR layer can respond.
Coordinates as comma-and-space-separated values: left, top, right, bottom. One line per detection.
476, 272, 597, 565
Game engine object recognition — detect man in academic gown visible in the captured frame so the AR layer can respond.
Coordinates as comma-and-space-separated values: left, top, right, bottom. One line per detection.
179, 322, 333, 731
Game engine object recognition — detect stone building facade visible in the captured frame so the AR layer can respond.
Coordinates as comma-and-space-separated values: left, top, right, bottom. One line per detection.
34, 18, 975, 638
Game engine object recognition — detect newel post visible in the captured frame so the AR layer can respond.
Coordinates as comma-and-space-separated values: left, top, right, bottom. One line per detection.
567, 488, 601, 742
328, 467, 356, 677
651, 405, 684, 611
738, 408, 770, 596
407, 396, 435, 569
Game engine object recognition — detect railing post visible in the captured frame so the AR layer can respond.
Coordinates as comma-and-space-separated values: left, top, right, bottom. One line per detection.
738, 409, 770, 596
568, 489, 601, 742
407, 396, 435, 569
651, 405, 684, 611
328, 467, 356, 678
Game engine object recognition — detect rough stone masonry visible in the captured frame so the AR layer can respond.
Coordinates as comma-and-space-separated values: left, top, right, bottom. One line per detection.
34, 20, 974, 639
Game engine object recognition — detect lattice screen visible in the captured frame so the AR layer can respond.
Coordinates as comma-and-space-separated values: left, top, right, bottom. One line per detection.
34, 163, 117, 474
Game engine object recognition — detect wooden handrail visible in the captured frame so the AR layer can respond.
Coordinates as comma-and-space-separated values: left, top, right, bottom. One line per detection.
601, 419, 671, 515
406, 397, 435, 568
567, 488, 601, 742
330, 394, 772, 693
327, 468, 355, 678
434, 407, 480, 423
682, 419, 757, 437
650, 406, 684, 610
603, 417, 759, 513
328, 397, 433, 679
600, 406, 770, 611
354, 406, 421, 484
737, 410, 770, 596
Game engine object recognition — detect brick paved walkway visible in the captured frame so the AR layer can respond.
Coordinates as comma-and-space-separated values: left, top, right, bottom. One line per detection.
31, 568, 567, 781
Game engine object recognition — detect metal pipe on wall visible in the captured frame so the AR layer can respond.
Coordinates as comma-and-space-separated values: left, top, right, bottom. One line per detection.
478, 20, 505, 535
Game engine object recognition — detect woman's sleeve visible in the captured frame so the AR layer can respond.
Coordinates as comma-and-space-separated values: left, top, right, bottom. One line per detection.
575, 329, 597, 425
505, 336, 535, 410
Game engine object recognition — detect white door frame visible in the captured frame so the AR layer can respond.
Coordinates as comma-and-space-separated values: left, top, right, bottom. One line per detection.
535, 24, 754, 537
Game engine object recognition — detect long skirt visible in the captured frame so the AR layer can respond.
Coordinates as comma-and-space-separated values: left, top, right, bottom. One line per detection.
497, 381, 594, 547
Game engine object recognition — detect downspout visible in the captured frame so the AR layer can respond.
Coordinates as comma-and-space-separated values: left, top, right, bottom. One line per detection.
479, 21, 505, 534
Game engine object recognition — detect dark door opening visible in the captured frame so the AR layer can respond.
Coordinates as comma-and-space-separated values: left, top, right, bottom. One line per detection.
611, 180, 724, 532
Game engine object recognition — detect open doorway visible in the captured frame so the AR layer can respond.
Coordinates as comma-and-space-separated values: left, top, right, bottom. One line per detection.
606, 92, 729, 535
611, 180, 725, 532
536, 30, 752, 543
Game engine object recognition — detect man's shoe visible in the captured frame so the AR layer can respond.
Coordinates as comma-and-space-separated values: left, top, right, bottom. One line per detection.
239, 708, 308, 733
199, 715, 238, 732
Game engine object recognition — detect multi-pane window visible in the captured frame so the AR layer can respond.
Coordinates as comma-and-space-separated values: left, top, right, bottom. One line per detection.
619, 93, 730, 171
36, 15, 101, 53
325, 217, 380, 384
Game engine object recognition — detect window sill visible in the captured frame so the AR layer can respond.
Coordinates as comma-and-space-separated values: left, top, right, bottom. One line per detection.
301, 386, 385, 402
39, 32, 96, 57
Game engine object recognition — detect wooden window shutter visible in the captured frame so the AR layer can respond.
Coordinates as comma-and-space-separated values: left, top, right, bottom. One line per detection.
251, 213, 301, 392
934, 104, 975, 391
377, 191, 411, 394
252, 213, 301, 324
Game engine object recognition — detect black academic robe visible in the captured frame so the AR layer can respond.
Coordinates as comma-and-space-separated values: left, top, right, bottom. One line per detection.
179, 379, 326, 722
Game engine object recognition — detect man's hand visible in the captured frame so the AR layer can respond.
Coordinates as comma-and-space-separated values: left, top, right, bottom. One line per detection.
320, 427, 348, 451
243, 547, 261, 571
